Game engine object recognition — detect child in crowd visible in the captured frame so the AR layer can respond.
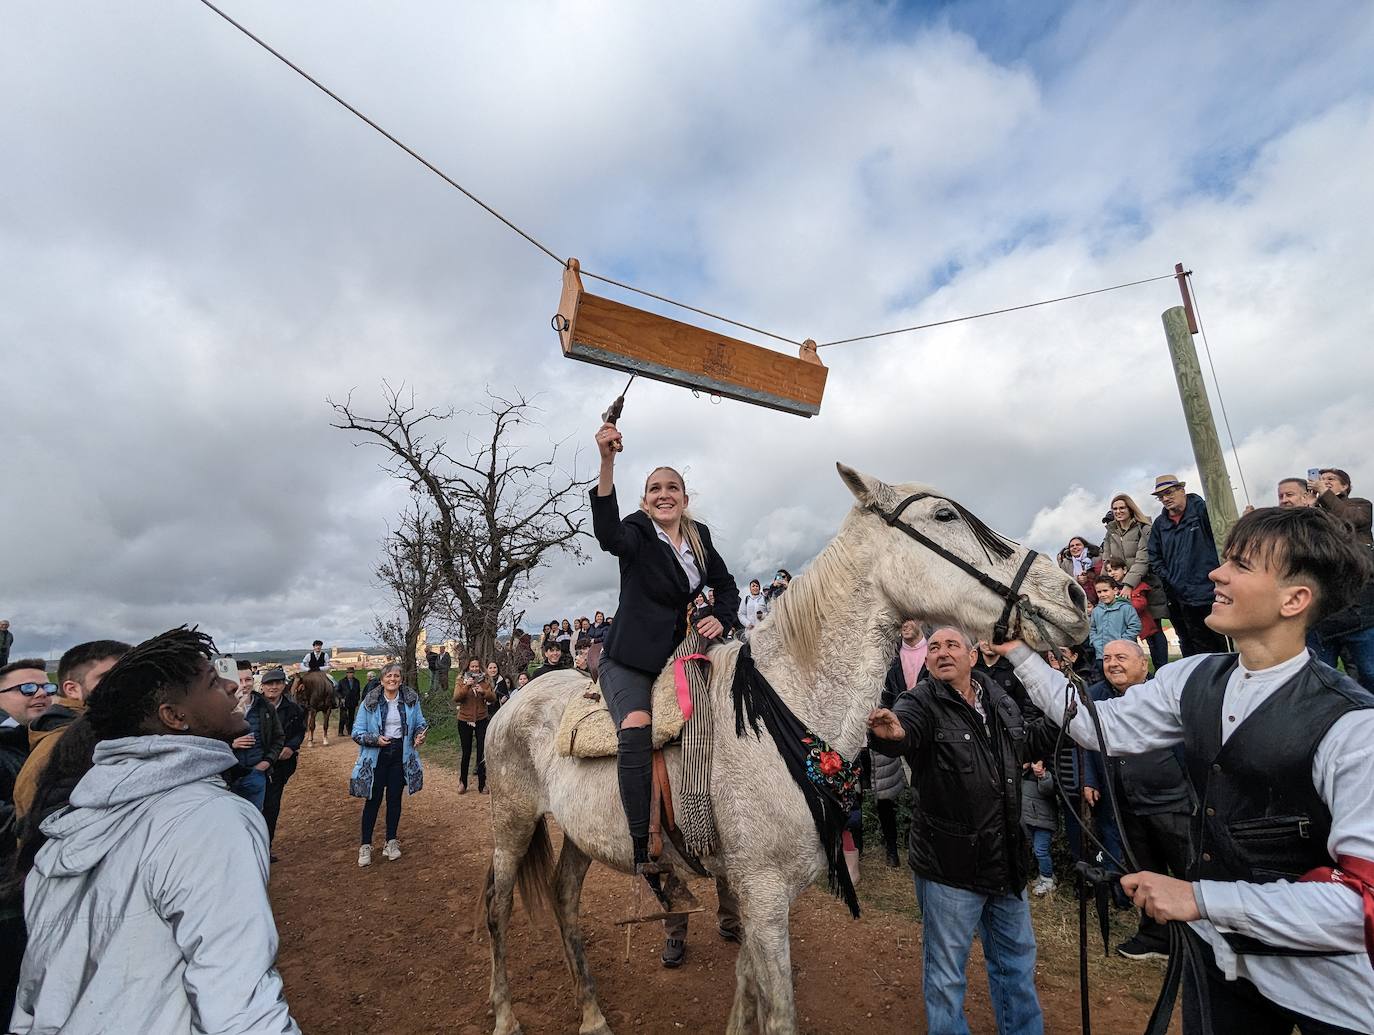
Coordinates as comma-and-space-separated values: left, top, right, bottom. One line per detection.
1020, 760, 1058, 895
1088, 576, 1140, 676
1105, 559, 1167, 668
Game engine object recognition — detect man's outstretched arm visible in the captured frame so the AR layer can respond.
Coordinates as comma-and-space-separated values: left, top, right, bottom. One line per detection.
995, 642, 1200, 754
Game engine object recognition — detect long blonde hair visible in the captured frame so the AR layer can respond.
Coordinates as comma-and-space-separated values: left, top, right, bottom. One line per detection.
1110, 493, 1148, 526
641, 466, 709, 571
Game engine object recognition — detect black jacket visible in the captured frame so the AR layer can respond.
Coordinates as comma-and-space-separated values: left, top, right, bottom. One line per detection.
0, 722, 29, 805
591, 488, 740, 674
490, 676, 512, 708
1181, 653, 1374, 956
273, 695, 306, 781
869, 670, 1060, 896
974, 654, 1030, 714
1082, 680, 1193, 816
1146, 494, 1220, 607
337, 676, 362, 709
233, 692, 284, 770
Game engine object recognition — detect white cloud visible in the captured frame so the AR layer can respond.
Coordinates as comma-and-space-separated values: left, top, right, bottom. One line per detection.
2, 0, 1372, 653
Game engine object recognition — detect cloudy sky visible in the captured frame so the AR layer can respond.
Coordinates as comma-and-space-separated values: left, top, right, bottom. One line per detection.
4, 1, 1372, 657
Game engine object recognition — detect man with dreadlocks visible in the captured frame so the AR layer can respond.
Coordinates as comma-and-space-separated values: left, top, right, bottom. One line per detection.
10, 627, 300, 1034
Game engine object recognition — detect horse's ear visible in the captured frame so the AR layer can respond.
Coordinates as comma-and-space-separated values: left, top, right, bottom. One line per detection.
836, 463, 886, 506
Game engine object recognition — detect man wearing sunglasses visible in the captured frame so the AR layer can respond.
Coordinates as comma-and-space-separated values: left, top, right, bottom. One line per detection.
2, 659, 55, 807
2, 659, 54, 1019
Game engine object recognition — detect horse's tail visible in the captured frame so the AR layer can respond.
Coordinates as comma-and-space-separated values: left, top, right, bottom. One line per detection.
516, 815, 556, 921
475, 814, 556, 942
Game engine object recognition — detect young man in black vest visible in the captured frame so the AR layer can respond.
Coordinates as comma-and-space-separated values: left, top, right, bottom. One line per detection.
301, 640, 329, 673
999, 506, 1374, 1033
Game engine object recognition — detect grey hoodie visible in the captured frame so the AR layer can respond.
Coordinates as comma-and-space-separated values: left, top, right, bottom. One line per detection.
12, 736, 299, 1034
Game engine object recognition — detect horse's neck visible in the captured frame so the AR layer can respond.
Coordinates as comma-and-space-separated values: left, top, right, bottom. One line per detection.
749, 544, 895, 760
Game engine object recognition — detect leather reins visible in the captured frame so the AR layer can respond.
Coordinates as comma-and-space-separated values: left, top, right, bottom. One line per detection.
868, 493, 1043, 644
868, 492, 1204, 1034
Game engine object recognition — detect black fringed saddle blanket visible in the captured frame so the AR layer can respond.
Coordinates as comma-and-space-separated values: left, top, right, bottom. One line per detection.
731, 643, 862, 918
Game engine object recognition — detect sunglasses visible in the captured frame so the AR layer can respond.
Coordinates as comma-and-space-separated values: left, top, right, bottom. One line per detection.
5, 681, 57, 697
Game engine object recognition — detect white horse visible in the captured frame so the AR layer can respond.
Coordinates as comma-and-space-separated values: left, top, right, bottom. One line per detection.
481, 465, 1089, 1035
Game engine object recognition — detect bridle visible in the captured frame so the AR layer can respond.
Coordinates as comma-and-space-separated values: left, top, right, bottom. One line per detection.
870, 491, 1211, 1035
872, 491, 1202, 1033
868, 493, 1058, 645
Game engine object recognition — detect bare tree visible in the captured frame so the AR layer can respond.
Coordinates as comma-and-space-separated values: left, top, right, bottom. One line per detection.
372, 498, 444, 690
335, 384, 589, 664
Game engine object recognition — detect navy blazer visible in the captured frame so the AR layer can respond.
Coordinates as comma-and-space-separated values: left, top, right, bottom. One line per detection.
591, 487, 741, 674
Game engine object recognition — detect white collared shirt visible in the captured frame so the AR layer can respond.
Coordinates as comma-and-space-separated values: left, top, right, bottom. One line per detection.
1012, 647, 1374, 1030
655, 526, 701, 590
381, 694, 403, 739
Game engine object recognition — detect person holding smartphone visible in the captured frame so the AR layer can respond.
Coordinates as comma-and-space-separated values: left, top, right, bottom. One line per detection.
350, 662, 428, 866
452, 657, 495, 793
591, 420, 741, 916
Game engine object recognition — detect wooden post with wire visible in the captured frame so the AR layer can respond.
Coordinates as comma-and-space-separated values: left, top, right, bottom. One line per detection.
1161, 279, 1239, 549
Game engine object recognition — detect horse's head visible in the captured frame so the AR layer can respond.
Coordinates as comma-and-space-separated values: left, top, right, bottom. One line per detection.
836, 463, 1089, 650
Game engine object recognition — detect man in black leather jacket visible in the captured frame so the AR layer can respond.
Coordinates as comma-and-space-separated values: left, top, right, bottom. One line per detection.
868, 626, 1060, 1034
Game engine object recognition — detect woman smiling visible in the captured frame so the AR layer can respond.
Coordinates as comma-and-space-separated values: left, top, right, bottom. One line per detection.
590, 420, 741, 912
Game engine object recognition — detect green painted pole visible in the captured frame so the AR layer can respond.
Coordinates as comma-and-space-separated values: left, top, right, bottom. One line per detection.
1162, 305, 1239, 549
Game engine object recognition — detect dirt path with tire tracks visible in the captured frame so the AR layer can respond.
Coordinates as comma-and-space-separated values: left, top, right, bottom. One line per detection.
268, 737, 1170, 1033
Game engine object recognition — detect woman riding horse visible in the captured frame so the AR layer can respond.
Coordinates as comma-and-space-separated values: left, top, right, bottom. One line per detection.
591, 419, 741, 911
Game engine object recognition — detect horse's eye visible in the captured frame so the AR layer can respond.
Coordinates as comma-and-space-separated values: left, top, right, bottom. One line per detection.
935, 507, 958, 522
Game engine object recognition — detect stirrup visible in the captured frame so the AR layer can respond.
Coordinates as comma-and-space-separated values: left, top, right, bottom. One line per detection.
617, 864, 703, 925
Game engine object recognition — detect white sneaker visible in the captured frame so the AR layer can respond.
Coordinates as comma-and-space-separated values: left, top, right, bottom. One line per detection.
358, 844, 372, 867
384, 839, 402, 861
1032, 875, 1057, 896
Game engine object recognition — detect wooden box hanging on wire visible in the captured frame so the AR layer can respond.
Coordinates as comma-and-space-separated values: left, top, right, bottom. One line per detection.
554, 259, 827, 417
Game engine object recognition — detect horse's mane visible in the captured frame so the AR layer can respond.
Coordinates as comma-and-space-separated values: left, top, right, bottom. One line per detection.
759, 524, 863, 676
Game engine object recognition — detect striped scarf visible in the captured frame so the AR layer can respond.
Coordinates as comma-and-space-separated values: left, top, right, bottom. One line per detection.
671, 629, 717, 857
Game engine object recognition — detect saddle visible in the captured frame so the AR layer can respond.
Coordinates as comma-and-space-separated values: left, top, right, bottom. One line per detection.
555, 669, 687, 758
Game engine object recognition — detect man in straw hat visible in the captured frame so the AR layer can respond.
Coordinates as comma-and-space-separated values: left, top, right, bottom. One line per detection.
1147, 474, 1228, 656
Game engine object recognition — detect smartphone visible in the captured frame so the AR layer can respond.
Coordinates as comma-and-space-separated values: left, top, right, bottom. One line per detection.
1307, 467, 1322, 483
213, 656, 238, 682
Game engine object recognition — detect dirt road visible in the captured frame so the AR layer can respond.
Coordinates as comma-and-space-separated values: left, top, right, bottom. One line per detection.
268, 738, 1169, 1033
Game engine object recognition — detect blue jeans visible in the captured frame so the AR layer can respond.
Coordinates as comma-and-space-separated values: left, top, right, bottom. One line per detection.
1310, 624, 1374, 691
915, 876, 1043, 1035
232, 768, 267, 811
1030, 829, 1053, 878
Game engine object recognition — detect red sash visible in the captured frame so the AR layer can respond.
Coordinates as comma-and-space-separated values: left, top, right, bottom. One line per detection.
672, 653, 710, 720
1300, 854, 1374, 969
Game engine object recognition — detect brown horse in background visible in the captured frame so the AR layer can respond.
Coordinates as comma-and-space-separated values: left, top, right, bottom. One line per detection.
289, 671, 337, 746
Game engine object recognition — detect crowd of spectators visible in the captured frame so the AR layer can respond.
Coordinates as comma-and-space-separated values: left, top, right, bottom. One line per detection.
1048, 468, 1373, 690
0, 463, 1367, 1029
